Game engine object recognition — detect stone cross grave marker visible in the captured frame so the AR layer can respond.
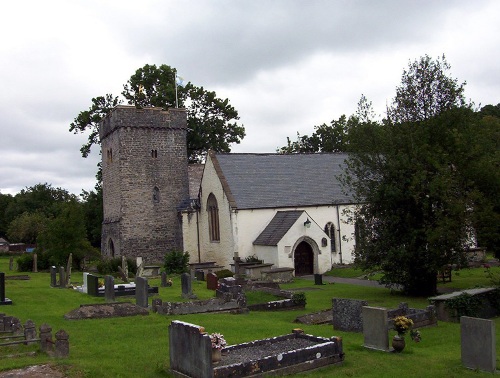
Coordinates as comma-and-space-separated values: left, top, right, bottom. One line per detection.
461, 316, 497, 373
32, 253, 38, 273
66, 253, 72, 286
362, 306, 390, 351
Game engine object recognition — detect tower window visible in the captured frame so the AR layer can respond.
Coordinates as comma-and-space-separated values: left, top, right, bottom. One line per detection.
151, 149, 158, 158
153, 186, 160, 203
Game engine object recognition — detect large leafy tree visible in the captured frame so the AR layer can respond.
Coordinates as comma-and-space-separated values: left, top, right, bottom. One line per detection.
37, 200, 98, 268
342, 55, 492, 296
6, 211, 48, 244
71, 64, 245, 163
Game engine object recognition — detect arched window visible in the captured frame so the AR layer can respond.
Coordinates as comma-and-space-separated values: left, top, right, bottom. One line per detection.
324, 222, 336, 252
207, 193, 220, 242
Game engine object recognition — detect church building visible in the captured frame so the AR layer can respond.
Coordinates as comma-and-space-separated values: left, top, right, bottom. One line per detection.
100, 106, 357, 275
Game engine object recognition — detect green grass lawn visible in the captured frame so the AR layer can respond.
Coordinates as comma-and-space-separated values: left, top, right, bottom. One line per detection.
0, 256, 498, 377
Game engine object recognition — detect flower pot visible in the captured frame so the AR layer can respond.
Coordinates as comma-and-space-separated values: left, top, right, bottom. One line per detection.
392, 335, 405, 352
212, 348, 222, 363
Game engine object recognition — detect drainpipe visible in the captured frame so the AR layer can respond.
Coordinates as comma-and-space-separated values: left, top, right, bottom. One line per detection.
336, 205, 343, 264
193, 201, 201, 263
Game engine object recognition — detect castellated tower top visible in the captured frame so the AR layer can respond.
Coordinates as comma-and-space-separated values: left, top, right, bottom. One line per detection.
100, 105, 187, 141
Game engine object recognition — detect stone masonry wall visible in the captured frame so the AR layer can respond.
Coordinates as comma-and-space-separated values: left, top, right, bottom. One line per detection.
100, 106, 189, 263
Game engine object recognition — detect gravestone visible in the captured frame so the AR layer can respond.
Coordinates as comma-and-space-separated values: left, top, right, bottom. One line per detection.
161, 272, 168, 287
24, 319, 37, 342
50, 266, 57, 287
0, 272, 13, 305
136, 276, 148, 308
195, 270, 205, 281
206, 272, 218, 290
117, 266, 129, 283
362, 306, 390, 351
332, 298, 368, 332
32, 253, 38, 273
58, 266, 66, 288
87, 274, 99, 296
181, 272, 192, 299
66, 253, 72, 286
122, 255, 128, 278
461, 316, 497, 373
82, 272, 89, 293
105, 275, 115, 302
314, 274, 323, 285
136, 257, 144, 277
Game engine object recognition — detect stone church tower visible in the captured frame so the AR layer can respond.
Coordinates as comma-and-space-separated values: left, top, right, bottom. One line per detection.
99, 105, 189, 263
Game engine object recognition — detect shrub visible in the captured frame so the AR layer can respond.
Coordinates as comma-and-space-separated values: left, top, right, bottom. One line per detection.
245, 255, 262, 264
16, 252, 51, 272
164, 250, 190, 274
96, 257, 137, 275
216, 269, 234, 279
292, 292, 307, 306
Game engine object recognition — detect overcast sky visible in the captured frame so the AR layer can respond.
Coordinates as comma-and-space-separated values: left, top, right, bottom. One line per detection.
1, 0, 498, 196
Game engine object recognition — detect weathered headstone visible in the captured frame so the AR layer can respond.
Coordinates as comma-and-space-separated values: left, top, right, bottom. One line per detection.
39, 323, 53, 353
136, 257, 144, 277
195, 269, 205, 281
58, 266, 66, 288
161, 272, 168, 287
82, 272, 89, 293
55, 329, 70, 358
32, 253, 38, 273
314, 274, 323, 285
135, 276, 148, 308
362, 306, 390, 351
206, 272, 218, 290
87, 274, 99, 296
66, 253, 72, 286
461, 316, 497, 373
104, 275, 115, 302
181, 272, 192, 299
332, 298, 368, 332
122, 255, 128, 278
24, 320, 37, 343
50, 266, 57, 287
0, 272, 13, 305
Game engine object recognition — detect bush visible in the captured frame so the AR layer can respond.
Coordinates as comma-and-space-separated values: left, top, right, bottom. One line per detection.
292, 292, 307, 306
216, 269, 234, 279
97, 257, 137, 275
16, 252, 51, 272
245, 255, 262, 264
164, 250, 190, 274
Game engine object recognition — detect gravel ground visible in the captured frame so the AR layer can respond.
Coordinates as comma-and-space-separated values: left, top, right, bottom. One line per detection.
218, 338, 319, 367
0, 365, 66, 378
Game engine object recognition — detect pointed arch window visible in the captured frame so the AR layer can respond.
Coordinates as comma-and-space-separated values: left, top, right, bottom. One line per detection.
324, 222, 336, 252
207, 193, 220, 242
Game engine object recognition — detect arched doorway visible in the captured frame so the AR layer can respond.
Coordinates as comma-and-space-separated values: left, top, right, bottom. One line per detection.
294, 241, 314, 276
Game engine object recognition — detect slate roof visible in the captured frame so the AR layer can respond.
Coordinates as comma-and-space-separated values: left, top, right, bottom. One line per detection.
253, 210, 304, 246
211, 152, 354, 210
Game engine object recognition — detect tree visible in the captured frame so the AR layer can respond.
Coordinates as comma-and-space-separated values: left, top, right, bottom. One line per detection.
278, 95, 376, 154
387, 54, 467, 123
71, 64, 245, 163
0, 192, 14, 238
37, 201, 98, 268
343, 56, 485, 296
80, 186, 103, 248
6, 211, 48, 244
69, 94, 122, 158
